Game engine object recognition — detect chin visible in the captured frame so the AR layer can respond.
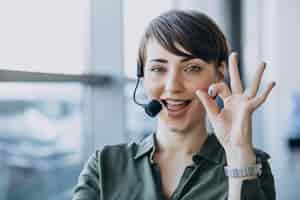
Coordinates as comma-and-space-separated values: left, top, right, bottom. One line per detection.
158, 115, 194, 133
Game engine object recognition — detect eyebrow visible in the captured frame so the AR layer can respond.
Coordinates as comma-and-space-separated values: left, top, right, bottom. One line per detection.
149, 57, 194, 63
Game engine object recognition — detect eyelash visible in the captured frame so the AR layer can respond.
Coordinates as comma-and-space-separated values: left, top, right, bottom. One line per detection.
184, 65, 203, 72
149, 65, 203, 73
150, 66, 166, 72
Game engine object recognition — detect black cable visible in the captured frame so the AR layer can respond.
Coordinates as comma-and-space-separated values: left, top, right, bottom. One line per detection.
133, 78, 143, 106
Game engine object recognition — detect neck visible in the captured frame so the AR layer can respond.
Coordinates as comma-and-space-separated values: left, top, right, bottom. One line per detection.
155, 120, 208, 156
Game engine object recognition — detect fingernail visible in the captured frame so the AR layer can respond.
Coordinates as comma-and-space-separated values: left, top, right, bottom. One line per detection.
234, 52, 239, 58
272, 81, 276, 87
263, 62, 267, 68
208, 87, 213, 96
231, 52, 239, 61
208, 88, 217, 99
230, 49, 236, 54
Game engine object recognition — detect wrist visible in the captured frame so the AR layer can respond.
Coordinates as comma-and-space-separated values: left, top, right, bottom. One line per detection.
225, 147, 256, 168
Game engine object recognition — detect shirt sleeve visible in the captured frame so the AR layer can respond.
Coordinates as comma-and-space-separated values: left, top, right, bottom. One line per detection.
240, 155, 276, 200
72, 151, 101, 200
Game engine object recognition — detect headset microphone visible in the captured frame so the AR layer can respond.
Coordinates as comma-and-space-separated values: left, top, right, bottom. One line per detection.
133, 78, 162, 117
133, 63, 162, 117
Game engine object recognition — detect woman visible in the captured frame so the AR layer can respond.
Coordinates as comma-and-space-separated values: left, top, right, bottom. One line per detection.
73, 10, 276, 200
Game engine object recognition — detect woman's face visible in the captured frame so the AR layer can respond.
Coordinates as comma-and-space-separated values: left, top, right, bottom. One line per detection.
143, 39, 223, 132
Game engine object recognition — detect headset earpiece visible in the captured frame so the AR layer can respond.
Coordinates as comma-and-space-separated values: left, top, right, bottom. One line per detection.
133, 63, 162, 117
137, 63, 144, 78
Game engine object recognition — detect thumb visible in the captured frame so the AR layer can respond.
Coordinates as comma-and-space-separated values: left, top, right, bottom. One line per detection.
196, 89, 219, 121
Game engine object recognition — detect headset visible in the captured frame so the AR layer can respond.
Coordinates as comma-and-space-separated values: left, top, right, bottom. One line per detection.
133, 63, 162, 117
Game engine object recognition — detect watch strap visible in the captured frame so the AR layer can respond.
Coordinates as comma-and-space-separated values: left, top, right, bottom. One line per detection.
224, 163, 262, 178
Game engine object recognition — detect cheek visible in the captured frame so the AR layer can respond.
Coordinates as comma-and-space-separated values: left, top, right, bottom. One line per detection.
189, 79, 212, 94
143, 78, 163, 99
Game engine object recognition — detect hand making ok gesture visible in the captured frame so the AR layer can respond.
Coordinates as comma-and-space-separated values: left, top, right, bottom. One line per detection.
196, 52, 275, 166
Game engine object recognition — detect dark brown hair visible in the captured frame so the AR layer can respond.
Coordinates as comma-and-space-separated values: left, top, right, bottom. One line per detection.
138, 9, 229, 71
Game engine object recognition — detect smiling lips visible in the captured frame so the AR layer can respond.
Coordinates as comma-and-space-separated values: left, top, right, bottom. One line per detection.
161, 99, 192, 117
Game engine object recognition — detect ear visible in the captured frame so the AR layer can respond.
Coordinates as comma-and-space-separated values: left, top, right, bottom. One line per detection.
215, 61, 226, 82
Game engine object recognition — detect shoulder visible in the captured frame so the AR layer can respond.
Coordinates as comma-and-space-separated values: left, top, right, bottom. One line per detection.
91, 138, 147, 171
94, 133, 153, 163
76, 141, 143, 199
92, 141, 144, 187
95, 141, 139, 162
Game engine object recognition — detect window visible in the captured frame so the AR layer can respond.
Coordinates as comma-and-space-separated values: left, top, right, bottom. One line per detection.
0, 1, 92, 199
0, 0, 89, 74
0, 83, 83, 200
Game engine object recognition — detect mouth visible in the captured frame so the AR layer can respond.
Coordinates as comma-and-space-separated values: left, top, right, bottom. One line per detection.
161, 98, 192, 117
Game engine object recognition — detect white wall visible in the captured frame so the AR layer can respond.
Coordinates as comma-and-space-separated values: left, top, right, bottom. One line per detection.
243, 0, 300, 198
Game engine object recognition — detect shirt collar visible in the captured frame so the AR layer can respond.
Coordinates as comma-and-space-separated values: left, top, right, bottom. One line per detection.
134, 132, 155, 161
193, 133, 226, 165
133, 132, 225, 165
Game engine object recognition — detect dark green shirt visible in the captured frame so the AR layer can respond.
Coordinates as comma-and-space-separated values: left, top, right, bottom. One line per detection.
72, 133, 275, 200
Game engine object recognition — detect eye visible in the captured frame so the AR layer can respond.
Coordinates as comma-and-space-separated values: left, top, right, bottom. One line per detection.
184, 65, 203, 72
150, 66, 166, 73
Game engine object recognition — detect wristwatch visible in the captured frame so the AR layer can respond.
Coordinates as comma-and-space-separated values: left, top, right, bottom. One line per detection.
224, 163, 262, 178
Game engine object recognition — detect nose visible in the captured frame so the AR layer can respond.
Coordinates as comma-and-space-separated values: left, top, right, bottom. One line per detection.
164, 69, 184, 93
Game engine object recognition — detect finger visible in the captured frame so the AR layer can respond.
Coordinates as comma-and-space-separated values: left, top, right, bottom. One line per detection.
208, 82, 231, 101
196, 89, 220, 121
245, 62, 266, 98
249, 81, 276, 110
229, 52, 243, 93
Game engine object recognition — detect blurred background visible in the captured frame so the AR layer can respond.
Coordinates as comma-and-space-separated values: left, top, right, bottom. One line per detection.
0, 0, 299, 199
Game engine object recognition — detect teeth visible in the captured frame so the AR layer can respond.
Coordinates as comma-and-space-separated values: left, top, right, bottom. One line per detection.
166, 100, 187, 105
